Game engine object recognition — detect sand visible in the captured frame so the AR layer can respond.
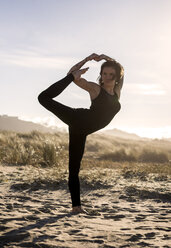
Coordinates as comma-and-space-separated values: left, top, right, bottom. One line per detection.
0, 164, 171, 248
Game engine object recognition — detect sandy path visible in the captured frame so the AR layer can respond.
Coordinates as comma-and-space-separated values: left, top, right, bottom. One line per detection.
0, 164, 171, 248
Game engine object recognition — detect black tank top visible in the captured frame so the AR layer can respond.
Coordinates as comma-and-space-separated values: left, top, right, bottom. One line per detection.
90, 86, 120, 112
90, 86, 121, 125
74, 86, 121, 134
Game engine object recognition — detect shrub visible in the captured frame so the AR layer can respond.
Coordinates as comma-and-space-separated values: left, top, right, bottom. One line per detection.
99, 148, 136, 162
42, 143, 57, 166
139, 149, 169, 163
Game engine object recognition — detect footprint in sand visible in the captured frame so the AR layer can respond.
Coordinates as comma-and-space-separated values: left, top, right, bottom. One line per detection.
1, 217, 26, 225
135, 225, 152, 230
108, 209, 118, 214
0, 225, 9, 231
0, 232, 30, 244
123, 207, 140, 213
126, 233, 143, 242
137, 241, 152, 246
37, 207, 52, 214
23, 215, 39, 221
162, 234, 171, 240
68, 229, 81, 234
30, 209, 42, 214
112, 214, 126, 220
63, 222, 72, 227
134, 214, 147, 222
72, 238, 104, 244
155, 227, 171, 232
103, 213, 125, 220
146, 207, 158, 213
43, 204, 57, 210
157, 215, 169, 220
144, 232, 156, 239
5, 203, 13, 210
71, 209, 101, 217
31, 199, 42, 203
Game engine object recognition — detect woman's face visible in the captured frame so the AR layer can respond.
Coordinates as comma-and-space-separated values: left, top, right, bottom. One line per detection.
101, 67, 116, 85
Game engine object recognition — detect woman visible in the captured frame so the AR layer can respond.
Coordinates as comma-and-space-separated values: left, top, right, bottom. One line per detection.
38, 53, 124, 214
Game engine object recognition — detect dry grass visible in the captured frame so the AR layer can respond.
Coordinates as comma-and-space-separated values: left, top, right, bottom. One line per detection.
0, 130, 171, 189
0, 130, 68, 167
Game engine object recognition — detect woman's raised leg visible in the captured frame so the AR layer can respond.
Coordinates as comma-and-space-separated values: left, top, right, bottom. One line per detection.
38, 73, 75, 126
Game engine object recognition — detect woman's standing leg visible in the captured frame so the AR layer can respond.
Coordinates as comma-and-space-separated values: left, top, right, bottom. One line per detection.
68, 127, 87, 208
38, 73, 87, 209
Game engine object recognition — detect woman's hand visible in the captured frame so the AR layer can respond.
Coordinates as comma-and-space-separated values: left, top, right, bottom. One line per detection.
67, 54, 98, 76
71, 67, 89, 81
86, 53, 99, 61
67, 53, 114, 77
86, 53, 114, 62
94, 54, 115, 62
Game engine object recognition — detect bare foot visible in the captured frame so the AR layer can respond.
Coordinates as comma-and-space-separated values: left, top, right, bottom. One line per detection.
71, 206, 88, 214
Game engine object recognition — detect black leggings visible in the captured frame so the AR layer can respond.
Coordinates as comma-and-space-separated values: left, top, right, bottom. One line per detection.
38, 73, 88, 207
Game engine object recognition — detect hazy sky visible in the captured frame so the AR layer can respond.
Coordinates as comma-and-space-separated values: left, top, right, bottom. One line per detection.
0, 0, 171, 138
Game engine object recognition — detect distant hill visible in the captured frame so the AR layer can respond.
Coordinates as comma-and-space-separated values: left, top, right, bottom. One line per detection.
0, 115, 143, 140
100, 128, 147, 140
0, 115, 64, 133
1, 115, 170, 141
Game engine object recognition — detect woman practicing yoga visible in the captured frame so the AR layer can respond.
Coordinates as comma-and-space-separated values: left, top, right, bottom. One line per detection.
38, 53, 124, 214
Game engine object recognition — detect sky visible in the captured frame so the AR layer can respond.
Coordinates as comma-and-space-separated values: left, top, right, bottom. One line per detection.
0, 0, 171, 138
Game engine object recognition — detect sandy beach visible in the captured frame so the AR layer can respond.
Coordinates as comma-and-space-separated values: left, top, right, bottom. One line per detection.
0, 163, 171, 248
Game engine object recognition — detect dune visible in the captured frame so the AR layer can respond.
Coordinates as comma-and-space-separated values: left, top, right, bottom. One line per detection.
0, 163, 170, 248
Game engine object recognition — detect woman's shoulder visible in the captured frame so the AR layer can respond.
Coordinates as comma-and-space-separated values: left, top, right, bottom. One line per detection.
88, 82, 101, 101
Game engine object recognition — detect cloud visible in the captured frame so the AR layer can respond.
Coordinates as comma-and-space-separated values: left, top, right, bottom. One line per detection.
119, 126, 171, 139
126, 83, 166, 96
0, 49, 100, 70
1, 52, 74, 69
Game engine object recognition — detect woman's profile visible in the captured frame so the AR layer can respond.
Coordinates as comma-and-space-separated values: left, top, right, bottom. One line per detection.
38, 53, 124, 214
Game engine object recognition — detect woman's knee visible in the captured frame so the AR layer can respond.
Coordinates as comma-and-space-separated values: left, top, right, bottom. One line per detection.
68, 174, 79, 188
69, 164, 80, 176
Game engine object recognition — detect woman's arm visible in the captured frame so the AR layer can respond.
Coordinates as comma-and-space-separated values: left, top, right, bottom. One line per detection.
118, 75, 124, 89
67, 58, 88, 75
67, 53, 100, 92
71, 68, 97, 93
